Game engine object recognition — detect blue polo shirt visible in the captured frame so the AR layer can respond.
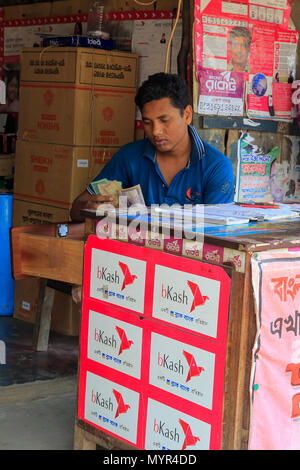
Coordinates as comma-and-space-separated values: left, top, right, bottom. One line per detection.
87, 125, 234, 205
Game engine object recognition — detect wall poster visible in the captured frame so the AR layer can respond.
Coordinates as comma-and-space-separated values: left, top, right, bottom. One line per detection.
194, 0, 298, 121
250, 251, 300, 450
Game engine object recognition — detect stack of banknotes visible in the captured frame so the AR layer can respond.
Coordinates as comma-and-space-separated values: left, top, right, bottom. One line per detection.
90, 178, 145, 207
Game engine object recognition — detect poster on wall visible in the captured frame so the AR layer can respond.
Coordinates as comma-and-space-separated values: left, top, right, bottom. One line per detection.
250, 252, 300, 450
194, 0, 298, 120
234, 132, 300, 203
197, 69, 244, 116
234, 131, 280, 202
131, 15, 182, 124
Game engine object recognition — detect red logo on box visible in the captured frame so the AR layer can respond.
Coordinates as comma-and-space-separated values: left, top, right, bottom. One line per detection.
102, 106, 114, 121
43, 89, 54, 106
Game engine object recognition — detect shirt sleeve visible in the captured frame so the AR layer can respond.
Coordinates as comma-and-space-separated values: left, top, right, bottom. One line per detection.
87, 147, 131, 194
202, 154, 234, 204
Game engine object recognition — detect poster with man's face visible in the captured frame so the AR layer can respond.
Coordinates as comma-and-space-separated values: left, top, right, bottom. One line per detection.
227, 26, 252, 74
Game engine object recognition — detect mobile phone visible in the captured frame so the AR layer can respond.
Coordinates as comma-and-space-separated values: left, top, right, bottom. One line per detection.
268, 95, 275, 116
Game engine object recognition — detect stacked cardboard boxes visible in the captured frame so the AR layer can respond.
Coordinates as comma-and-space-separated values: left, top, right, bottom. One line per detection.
13, 46, 138, 333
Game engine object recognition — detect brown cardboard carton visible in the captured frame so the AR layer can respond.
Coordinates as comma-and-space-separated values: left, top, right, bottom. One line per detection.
13, 278, 81, 336
12, 198, 71, 226
18, 85, 136, 147
13, 141, 117, 208
13, 278, 39, 324
18, 47, 137, 147
19, 47, 137, 87
51, 290, 81, 336
0, 154, 14, 176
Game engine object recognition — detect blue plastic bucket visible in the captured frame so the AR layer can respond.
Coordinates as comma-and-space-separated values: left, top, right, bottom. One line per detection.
0, 194, 14, 316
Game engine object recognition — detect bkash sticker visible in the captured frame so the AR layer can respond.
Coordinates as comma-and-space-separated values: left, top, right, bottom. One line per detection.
149, 332, 215, 409
152, 265, 220, 338
89, 248, 147, 313
145, 398, 211, 450
84, 371, 139, 445
87, 310, 143, 379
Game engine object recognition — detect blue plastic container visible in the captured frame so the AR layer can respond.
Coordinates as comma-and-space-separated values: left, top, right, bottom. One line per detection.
0, 194, 14, 316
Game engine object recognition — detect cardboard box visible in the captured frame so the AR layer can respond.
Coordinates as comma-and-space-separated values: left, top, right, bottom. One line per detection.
12, 198, 71, 226
13, 278, 39, 324
13, 278, 81, 336
0, 154, 14, 176
18, 47, 137, 147
13, 141, 117, 208
51, 289, 81, 336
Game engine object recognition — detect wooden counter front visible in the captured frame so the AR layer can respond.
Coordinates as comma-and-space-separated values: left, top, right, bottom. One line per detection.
11, 222, 85, 285
75, 211, 300, 450
11, 211, 300, 449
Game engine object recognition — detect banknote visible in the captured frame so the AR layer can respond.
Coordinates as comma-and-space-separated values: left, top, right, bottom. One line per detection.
121, 184, 145, 207
91, 179, 123, 207
90, 179, 145, 208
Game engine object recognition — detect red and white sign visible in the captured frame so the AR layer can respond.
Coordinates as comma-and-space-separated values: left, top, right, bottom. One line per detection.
152, 264, 221, 339
89, 247, 147, 314
78, 236, 231, 449
87, 309, 143, 379
249, 251, 300, 449
145, 398, 211, 450
83, 371, 140, 446
149, 332, 216, 410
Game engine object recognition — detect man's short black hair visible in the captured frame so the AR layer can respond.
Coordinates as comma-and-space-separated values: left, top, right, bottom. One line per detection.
135, 73, 190, 114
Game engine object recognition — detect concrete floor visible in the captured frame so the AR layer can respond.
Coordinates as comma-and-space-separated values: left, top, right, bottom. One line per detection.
0, 316, 79, 450
0, 377, 77, 450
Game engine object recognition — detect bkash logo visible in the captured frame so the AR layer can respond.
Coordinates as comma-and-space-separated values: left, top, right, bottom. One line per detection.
187, 281, 209, 312
183, 350, 205, 382
112, 389, 130, 418
153, 417, 200, 450
161, 280, 209, 312
96, 261, 137, 291
115, 326, 134, 355
179, 419, 200, 450
118, 262, 137, 290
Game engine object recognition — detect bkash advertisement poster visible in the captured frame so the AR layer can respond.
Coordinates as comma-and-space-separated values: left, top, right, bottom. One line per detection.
78, 236, 231, 450
250, 252, 300, 450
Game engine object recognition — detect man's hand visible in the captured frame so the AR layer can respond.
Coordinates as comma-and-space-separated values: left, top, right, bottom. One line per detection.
70, 190, 114, 221
85, 194, 114, 211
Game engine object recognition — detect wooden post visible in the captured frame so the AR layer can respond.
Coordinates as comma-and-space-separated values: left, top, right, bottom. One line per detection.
33, 278, 55, 352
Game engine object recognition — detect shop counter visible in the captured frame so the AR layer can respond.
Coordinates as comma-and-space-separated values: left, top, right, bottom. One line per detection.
74, 210, 300, 450
11, 211, 300, 449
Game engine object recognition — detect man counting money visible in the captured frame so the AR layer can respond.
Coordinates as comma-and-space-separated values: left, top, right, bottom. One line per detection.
70, 73, 234, 221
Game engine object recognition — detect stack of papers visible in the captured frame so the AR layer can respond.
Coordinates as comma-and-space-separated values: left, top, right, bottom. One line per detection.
154, 203, 300, 226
